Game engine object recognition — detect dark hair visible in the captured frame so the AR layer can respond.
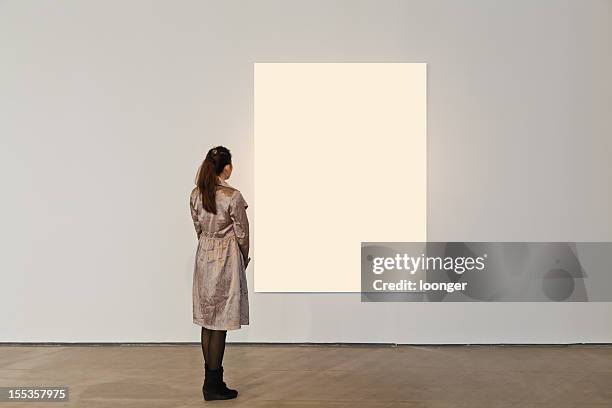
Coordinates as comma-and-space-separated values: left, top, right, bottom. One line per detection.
195, 146, 232, 214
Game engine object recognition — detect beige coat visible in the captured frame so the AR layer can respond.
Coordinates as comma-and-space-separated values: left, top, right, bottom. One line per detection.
190, 177, 249, 330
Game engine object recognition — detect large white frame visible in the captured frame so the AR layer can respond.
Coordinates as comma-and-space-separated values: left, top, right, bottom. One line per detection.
254, 63, 427, 292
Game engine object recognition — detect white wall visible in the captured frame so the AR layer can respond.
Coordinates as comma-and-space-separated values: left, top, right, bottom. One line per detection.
1, 0, 610, 343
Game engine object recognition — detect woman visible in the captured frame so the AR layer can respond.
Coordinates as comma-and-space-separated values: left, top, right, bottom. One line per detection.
190, 145, 250, 401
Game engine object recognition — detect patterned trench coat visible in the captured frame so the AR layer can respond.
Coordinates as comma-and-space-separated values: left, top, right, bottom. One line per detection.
190, 177, 250, 330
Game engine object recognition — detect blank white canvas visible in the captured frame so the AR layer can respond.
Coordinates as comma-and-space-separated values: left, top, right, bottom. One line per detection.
254, 63, 427, 292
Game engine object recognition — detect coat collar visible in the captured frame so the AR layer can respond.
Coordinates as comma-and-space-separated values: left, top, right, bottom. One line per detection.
217, 177, 232, 188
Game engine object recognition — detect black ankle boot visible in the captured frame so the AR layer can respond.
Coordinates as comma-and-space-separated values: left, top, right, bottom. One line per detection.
203, 366, 238, 401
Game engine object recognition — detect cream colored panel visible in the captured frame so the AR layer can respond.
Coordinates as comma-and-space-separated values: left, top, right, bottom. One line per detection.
254, 63, 427, 292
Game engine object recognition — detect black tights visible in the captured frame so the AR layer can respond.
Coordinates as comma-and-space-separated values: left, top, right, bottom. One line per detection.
201, 327, 227, 370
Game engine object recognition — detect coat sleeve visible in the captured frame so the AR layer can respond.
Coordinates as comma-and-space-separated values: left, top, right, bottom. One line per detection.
229, 190, 249, 263
190, 190, 202, 239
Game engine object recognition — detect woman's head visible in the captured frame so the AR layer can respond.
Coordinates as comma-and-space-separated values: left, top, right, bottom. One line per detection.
196, 146, 232, 214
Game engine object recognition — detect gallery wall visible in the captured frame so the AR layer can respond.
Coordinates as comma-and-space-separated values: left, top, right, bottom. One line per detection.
1, 0, 610, 343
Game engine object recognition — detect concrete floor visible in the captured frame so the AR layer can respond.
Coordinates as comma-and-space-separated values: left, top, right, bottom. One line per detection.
0, 344, 611, 407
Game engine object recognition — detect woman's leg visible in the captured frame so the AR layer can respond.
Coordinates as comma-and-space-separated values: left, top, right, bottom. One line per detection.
200, 327, 211, 367
201, 328, 237, 400
200, 327, 227, 369
207, 330, 227, 370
